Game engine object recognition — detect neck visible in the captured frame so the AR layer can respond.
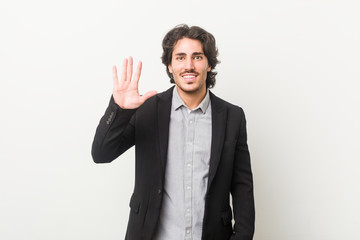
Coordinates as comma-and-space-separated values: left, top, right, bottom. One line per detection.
176, 86, 207, 110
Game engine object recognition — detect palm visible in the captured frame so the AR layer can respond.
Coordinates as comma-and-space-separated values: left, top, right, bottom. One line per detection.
113, 57, 157, 109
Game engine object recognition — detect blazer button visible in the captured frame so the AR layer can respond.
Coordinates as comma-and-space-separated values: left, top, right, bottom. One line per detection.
158, 189, 162, 195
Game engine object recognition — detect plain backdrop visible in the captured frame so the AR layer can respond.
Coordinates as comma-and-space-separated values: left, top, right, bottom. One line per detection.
1, 0, 359, 239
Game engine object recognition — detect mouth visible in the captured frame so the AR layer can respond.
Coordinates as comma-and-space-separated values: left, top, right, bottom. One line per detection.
181, 73, 198, 82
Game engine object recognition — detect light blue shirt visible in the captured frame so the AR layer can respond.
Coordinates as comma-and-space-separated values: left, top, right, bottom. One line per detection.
154, 86, 212, 240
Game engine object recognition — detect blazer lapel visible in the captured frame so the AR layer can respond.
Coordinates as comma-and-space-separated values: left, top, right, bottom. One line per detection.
157, 87, 174, 174
207, 91, 227, 191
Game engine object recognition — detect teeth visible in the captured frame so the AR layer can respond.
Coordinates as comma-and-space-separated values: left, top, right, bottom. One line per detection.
183, 75, 196, 79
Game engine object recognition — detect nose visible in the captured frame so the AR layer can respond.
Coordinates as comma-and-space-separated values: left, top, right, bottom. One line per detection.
184, 58, 195, 71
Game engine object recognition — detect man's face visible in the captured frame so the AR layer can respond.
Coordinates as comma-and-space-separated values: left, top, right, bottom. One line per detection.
168, 38, 211, 97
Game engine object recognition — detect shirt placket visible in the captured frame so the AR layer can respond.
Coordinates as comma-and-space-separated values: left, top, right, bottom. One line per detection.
184, 110, 195, 239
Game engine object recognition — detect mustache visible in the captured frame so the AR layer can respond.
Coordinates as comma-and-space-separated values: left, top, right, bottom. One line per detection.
180, 70, 199, 75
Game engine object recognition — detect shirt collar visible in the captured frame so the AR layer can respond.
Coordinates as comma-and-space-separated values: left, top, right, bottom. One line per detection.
172, 86, 211, 114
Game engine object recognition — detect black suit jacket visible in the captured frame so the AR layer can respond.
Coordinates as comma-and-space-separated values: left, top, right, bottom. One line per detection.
92, 87, 255, 240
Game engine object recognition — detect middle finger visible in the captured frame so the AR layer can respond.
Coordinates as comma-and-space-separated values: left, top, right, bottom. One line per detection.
127, 56, 133, 81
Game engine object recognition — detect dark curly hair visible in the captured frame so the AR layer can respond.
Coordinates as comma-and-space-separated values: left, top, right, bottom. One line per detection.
161, 24, 220, 89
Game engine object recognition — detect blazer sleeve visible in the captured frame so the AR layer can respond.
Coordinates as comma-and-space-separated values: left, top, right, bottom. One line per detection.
230, 108, 255, 240
91, 95, 137, 163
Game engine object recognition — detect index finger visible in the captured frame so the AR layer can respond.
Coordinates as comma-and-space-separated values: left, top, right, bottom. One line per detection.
131, 60, 142, 88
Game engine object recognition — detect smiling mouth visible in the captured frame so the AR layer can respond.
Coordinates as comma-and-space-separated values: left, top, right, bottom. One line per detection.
181, 74, 197, 81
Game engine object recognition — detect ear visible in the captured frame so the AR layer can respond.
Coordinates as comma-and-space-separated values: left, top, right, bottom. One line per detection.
168, 64, 173, 73
207, 65, 211, 72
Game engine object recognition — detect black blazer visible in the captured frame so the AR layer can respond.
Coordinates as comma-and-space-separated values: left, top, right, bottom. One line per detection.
92, 87, 255, 240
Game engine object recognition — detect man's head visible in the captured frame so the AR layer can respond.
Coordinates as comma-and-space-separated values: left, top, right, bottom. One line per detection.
162, 24, 219, 90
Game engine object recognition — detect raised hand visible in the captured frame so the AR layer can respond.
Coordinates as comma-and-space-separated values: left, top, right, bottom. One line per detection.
113, 57, 157, 109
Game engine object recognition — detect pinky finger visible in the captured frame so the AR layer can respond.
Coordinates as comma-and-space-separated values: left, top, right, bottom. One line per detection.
113, 65, 119, 89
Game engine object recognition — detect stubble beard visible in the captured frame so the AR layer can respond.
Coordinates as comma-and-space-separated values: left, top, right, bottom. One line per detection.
174, 70, 206, 96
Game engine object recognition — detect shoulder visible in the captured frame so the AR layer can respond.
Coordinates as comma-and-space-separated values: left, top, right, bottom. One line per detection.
209, 91, 245, 116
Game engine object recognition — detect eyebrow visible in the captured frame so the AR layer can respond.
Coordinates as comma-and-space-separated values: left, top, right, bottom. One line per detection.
174, 52, 205, 56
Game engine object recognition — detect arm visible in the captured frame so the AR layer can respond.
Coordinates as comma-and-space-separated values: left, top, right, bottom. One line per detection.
230, 109, 255, 240
91, 96, 137, 163
91, 57, 157, 163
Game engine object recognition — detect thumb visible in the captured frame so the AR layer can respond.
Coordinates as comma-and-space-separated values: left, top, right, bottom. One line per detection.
140, 90, 157, 103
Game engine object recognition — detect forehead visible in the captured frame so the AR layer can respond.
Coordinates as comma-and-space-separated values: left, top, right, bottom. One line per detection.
172, 38, 204, 54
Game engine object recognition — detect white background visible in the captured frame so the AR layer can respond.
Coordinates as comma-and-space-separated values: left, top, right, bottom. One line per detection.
1, 0, 359, 239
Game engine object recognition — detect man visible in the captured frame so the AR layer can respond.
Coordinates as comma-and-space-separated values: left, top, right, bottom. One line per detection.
92, 24, 255, 240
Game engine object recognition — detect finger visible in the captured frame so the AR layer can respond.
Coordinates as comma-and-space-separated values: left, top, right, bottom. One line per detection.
140, 90, 157, 103
131, 60, 142, 88
120, 58, 128, 84
113, 65, 119, 90
127, 56, 133, 82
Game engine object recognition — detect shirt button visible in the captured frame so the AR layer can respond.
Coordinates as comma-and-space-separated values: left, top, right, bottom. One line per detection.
187, 163, 191, 167
186, 208, 190, 212
186, 229, 190, 234
189, 120, 193, 124
186, 186, 191, 190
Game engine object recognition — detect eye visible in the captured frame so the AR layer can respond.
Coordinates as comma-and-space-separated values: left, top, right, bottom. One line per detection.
194, 56, 203, 60
176, 56, 185, 61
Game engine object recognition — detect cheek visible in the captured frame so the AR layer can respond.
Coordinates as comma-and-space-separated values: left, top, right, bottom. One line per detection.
171, 65, 182, 74
202, 66, 210, 73
196, 63, 210, 73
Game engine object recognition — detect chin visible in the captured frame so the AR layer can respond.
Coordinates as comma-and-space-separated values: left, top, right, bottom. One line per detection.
179, 84, 203, 94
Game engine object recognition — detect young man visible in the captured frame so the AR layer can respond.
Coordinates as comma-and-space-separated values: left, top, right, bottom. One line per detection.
92, 25, 255, 240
